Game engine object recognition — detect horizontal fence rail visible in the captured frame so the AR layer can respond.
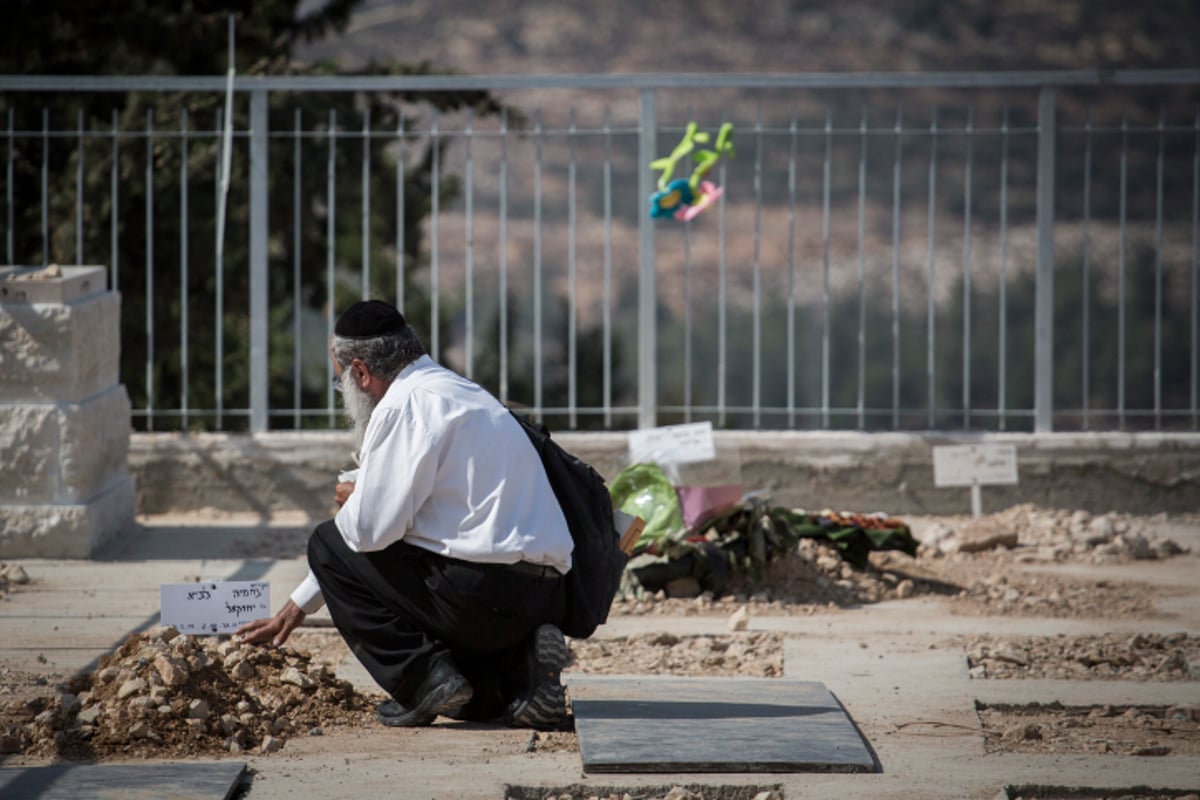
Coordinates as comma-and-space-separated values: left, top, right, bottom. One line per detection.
2, 71, 1199, 433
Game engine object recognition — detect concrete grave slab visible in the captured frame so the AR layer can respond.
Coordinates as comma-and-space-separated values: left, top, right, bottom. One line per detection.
568, 675, 878, 774
0, 760, 245, 800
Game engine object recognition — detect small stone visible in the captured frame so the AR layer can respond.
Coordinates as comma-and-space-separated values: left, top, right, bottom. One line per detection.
117, 678, 146, 700
280, 667, 315, 689
3, 565, 30, 584
185, 718, 205, 732
225, 736, 242, 754
187, 699, 210, 721
128, 721, 153, 739
77, 706, 102, 725
59, 693, 81, 716
153, 654, 189, 687
1131, 745, 1171, 756
1003, 723, 1041, 742
230, 660, 255, 681
895, 579, 915, 599
728, 605, 750, 632
260, 735, 285, 754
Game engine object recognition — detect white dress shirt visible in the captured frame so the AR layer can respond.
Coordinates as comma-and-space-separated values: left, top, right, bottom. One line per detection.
290, 355, 574, 613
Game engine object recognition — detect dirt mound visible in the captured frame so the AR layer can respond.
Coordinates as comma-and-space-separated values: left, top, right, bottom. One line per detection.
569, 632, 783, 678
919, 505, 1188, 562
1, 627, 376, 759
965, 633, 1200, 681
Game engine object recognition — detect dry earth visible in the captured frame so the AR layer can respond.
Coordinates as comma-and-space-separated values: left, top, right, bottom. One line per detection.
1, 505, 1196, 771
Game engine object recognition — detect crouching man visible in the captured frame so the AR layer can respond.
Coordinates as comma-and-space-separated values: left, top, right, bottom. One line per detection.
237, 300, 573, 730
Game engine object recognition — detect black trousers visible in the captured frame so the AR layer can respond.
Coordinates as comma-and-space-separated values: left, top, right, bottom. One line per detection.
307, 520, 567, 718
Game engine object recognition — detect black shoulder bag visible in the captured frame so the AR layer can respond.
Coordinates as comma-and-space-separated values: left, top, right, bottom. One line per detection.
510, 412, 627, 639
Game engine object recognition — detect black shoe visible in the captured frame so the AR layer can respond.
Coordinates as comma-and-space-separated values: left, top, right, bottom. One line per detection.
377, 659, 474, 727
502, 624, 570, 730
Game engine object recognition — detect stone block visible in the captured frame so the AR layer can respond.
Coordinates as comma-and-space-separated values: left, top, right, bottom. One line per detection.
0, 385, 132, 505
58, 384, 132, 503
0, 403, 57, 502
0, 290, 121, 403
0, 476, 135, 558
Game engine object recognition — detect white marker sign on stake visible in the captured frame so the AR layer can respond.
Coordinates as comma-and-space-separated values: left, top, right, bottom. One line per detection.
160, 581, 270, 635
627, 421, 716, 466
932, 444, 1019, 519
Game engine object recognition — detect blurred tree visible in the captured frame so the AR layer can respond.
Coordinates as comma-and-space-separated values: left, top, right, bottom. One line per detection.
0, 0, 511, 430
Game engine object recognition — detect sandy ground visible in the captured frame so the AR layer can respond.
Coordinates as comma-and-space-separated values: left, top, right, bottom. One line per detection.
1, 506, 1199, 800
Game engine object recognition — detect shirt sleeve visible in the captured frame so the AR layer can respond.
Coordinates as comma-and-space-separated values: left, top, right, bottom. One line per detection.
334, 403, 439, 552
289, 569, 325, 614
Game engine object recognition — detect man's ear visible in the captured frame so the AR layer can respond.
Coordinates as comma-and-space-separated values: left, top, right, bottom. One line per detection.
350, 358, 371, 389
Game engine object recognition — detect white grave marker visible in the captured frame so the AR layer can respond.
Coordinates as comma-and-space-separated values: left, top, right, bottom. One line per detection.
932, 443, 1019, 519
627, 421, 716, 466
160, 581, 270, 635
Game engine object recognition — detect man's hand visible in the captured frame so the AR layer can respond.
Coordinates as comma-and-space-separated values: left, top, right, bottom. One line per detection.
236, 599, 306, 647
334, 481, 355, 508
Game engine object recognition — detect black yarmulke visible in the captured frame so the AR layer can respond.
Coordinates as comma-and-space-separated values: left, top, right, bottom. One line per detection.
334, 300, 407, 339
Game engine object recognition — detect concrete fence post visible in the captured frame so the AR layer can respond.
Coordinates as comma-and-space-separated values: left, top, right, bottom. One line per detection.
249, 90, 269, 432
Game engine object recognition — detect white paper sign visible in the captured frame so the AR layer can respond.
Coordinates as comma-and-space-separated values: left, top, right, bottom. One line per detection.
627, 421, 716, 466
932, 444, 1019, 488
160, 581, 270, 635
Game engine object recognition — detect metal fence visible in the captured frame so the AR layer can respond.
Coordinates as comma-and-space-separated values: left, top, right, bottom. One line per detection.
2, 71, 1199, 432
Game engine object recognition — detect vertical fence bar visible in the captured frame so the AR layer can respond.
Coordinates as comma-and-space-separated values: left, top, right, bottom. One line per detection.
637, 90, 657, 429
752, 106, 763, 428
602, 108, 613, 427
41, 108, 48, 264
465, 109, 475, 380
1118, 108, 1129, 429
1193, 104, 1199, 430
1153, 106, 1165, 430
180, 109, 189, 428
717, 137, 728, 428
787, 112, 798, 428
326, 108, 337, 426
683, 220, 693, 423
821, 106, 832, 429
361, 107, 371, 300
214, 109, 224, 426
396, 109, 405, 313
926, 108, 939, 429
431, 111, 441, 362
1081, 106, 1092, 430
568, 109, 578, 427
999, 107, 1010, 431
1034, 87, 1057, 433
962, 106, 974, 429
145, 108, 155, 429
111, 109, 119, 292
856, 107, 868, 430
532, 111, 543, 416
498, 108, 508, 404
6, 109, 12, 263
891, 107, 903, 429
293, 108, 302, 428
76, 109, 84, 264
248, 90, 269, 432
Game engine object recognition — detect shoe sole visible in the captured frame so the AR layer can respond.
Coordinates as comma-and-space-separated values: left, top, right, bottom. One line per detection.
506, 624, 570, 730
377, 674, 473, 727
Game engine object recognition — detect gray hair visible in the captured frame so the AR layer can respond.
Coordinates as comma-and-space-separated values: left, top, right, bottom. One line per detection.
331, 325, 425, 382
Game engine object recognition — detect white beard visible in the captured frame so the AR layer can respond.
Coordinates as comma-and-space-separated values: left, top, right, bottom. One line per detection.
340, 377, 378, 460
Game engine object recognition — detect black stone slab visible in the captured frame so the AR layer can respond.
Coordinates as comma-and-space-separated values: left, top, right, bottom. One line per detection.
0, 760, 245, 800
568, 675, 878, 774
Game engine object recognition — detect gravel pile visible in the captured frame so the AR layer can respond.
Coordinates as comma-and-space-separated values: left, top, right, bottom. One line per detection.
919, 504, 1188, 562
568, 632, 783, 678
1, 627, 374, 759
965, 633, 1200, 681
